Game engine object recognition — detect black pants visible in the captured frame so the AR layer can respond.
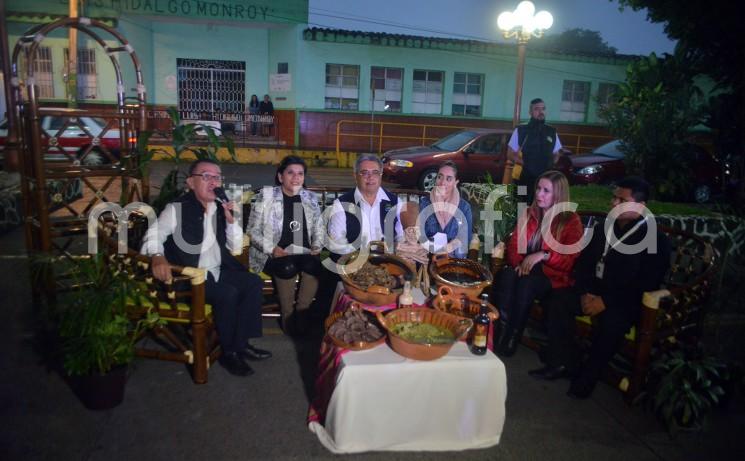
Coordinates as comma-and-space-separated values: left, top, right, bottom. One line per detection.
516, 173, 538, 206
546, 287, 636, 380
205, 269, 263, 353
264, 254, 321, 279
493, 265, 552, 336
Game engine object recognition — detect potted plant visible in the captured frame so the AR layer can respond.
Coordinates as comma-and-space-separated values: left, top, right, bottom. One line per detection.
55, 252, 162, 410
644, 347, 728, 434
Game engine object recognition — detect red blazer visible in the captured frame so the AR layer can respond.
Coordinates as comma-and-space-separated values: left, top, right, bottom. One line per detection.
506, 209, 583, 289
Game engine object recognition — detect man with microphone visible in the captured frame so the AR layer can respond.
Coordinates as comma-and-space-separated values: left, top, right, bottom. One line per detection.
141, 159, 270, 377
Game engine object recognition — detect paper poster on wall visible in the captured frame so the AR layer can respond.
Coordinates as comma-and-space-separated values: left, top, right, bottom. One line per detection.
165, 75, 177, 92
270, 74, 292, 92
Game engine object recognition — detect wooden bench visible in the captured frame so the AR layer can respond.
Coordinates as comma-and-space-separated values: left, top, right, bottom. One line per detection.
499, 213, 719, 401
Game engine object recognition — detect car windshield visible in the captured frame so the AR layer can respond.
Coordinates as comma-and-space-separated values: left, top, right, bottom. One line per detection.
592, 140, 625, 159
432, 131, 479, 151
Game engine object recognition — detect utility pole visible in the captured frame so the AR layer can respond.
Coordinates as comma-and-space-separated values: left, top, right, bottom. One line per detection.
67, 0, 79, 107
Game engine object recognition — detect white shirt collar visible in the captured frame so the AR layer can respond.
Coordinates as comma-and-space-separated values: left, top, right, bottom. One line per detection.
353, 187, 388, 207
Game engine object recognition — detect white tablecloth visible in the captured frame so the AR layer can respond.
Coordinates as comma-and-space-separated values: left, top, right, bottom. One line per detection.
308, 341, 507, 453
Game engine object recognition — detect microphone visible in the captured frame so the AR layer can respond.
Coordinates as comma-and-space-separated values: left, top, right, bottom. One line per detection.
213, 187, 233, 217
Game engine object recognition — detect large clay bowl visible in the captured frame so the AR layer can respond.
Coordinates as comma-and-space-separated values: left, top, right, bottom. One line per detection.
339, 241, 416, 306
324, 303, 386, 351
431, 285, 500, 322
428, 253, 493, 299
375, 307, 473, 361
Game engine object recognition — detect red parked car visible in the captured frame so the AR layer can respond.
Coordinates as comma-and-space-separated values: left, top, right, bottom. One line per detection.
555, 139, 724, 203
0, 115, 122, 166
382, 128, 512, 190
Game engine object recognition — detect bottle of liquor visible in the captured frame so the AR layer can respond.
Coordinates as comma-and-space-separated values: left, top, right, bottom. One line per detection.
467, 232, 480, 260
470, 293, 490, 355
399, 277, 413, 309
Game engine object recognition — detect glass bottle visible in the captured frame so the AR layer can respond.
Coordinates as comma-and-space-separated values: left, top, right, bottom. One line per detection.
399, 279, 413, 309
470, 293, 490, 355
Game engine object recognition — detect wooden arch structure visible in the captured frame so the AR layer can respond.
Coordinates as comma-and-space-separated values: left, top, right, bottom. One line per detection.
8, 16, 148, 296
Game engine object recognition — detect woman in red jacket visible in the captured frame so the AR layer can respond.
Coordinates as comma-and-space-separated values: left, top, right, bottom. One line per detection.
493, 170, 583, 357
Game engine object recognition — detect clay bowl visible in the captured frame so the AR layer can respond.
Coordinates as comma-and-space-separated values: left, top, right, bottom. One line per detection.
428, 253, 493, 299
325, 303, 386, 351
339, 241, 416, 306
375, 307, 473, 361
431, 285, 500, 322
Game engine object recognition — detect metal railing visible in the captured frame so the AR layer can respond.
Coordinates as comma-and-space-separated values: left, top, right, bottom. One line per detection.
335, 119, 474, 155
335, 119, 614, 156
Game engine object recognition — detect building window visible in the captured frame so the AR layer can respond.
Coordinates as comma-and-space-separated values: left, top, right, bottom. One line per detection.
277, 62, 288, 74
65, 48, 98, 100
370, 66, 402, 112
412, 70, 443, 114
452, 72, 483, 117
22, 46, 55, 98
325, 64, 359, 111
176, 58, 246, 119
596, 82, 619, 113
560, 80, 590, 122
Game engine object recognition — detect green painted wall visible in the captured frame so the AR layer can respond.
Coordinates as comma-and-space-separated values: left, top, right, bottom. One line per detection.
267, 25, 301, 109
295, 38, 627, 124
7, 23, 120, 103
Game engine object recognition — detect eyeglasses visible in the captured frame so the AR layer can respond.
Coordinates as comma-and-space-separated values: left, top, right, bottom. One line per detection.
191, 173, 224, 183
357, 170, 382, 178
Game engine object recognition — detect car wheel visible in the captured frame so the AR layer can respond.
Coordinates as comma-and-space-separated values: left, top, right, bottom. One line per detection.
693, 184, 711, 204
417, 168, 438, 191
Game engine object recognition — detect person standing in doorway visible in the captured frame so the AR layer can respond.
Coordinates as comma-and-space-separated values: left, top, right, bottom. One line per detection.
259, 94, 274, 137
507, 98, 563, 204
248, 94, 260, 136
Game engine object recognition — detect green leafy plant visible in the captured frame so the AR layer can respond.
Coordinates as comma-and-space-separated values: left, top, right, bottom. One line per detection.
599, 50, 705, 200
644, 347, 728, 433
135, 107, 237, 212
55, 253, 162, 376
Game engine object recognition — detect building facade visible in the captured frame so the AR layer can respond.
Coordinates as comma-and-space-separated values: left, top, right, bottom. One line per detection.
2, 0, 632, 152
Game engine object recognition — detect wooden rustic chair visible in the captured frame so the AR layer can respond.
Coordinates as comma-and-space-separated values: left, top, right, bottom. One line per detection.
97, 212, 221, 384
496, 212, 719, 401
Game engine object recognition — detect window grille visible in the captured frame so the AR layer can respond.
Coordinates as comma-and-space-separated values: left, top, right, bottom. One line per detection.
64, 48, 98, 99
412, 70, 443, 114
18, 46, 55, 98
596, 83, 619, 115
325, 64, 359, 111
452, 72, 483, 117
370, 67, 402, 112
177, 58, 246, 119
560, 80, 590, 122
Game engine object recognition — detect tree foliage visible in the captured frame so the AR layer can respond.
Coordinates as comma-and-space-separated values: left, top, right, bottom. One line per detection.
599, 50, 704, 199
616, 0, 745, 199
533, 28, 617, 55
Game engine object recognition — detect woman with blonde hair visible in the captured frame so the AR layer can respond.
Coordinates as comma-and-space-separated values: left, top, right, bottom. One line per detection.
493, 170, 583, 356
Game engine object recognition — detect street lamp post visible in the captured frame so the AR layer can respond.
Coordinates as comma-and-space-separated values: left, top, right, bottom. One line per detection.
497, 1, 553, 129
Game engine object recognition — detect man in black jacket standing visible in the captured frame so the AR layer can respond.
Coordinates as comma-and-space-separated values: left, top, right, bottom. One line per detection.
528, 177, 671, 399
507, 98, 562, 204
142, 159, 270, 377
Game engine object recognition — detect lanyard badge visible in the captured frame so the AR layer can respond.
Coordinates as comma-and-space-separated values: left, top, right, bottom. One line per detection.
595, 259, 605, 280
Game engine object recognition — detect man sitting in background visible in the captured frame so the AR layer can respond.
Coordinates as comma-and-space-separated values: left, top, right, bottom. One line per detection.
529, 177, 671, 399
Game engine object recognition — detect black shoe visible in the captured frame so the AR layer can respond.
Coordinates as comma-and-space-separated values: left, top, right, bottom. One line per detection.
219, 352, 254, 377
243, 343, 272, 361
528, 365, 572, 381
567, 376, 596, 399
496, 330, 520, 358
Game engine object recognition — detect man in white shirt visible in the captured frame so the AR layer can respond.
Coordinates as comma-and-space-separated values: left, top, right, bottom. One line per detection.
327, 154, 404, 261
141, 159, 269, 377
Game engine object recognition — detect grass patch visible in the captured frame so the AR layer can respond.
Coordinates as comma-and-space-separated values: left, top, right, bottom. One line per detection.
570, 184, 716, 216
